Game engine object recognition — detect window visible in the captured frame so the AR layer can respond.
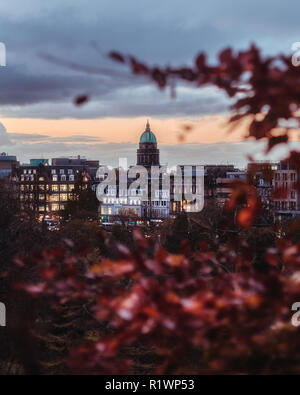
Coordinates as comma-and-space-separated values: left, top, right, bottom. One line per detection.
39, 177, 44, 181
69, 175, 74, 181
291, 191, 296, 199
51, 169, 56, 175
69, 184, 75, 191
60, 169, 65, 175
68, 169, 73, 175
52, 185, 59, 192
51, 204, 60, 211
291, 173, 296, 181
60, 194, 68, 201
52, 175, 58, 182
61, 175, 66, 181
60, 185, 68, 192
51, 194, 59, 202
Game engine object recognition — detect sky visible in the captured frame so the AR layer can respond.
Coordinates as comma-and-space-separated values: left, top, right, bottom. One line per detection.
0, 0, 299, 167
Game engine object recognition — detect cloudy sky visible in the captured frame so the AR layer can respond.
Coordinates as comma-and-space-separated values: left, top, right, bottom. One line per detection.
0, 0, 299, 166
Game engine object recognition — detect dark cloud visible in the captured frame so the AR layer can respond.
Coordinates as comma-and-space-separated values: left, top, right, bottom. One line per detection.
0, 0, 299, 119
8, 133, 48, 142
8, 132, 103, 143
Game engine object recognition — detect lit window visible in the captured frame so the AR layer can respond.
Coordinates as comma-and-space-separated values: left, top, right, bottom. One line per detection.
52, 185, 59, 192
52, 175, 58, 181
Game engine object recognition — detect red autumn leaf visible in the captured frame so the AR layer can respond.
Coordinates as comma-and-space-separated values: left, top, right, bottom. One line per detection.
266, 134, 289, 153
237, 208, 255, 228
74, 95, 89, 106
108, 51, 125, 63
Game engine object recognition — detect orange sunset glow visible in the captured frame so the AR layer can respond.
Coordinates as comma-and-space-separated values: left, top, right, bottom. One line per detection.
0, 115, 245, 145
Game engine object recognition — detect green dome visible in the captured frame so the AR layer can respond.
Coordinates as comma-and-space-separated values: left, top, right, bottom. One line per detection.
140, 120, 157, 143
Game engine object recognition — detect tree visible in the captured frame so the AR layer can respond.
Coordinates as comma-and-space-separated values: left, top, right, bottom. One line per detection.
3, 43, 300, 375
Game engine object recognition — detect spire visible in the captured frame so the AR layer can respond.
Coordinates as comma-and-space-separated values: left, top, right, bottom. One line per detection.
146, 119, 150, 131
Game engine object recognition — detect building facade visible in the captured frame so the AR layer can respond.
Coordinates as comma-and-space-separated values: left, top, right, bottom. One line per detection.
100, 122, 205, 222
0, 153, 19, 179
11, 156, 99, 215
100, 122, 170, 222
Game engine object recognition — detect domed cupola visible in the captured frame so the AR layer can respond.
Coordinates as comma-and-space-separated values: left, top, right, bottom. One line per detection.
137, 120, 160, 167
140, 120, 157, 144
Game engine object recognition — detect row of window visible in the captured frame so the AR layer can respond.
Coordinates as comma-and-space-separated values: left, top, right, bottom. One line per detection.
39, 204, 65, 212
51, 169, 74, 175
274, 185, 297, 198
103, 198, 141, 205
20, 184, 75, 192
274, 201, 297, 210
20, 174, 76, 182
23, 169, 74, 175
20, 203, 66, 212
102, 198, 170, 207
101, 207, 140, 216
20, 193, 72, 202
104, 188, 170, 198
275, 173, 297, 181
